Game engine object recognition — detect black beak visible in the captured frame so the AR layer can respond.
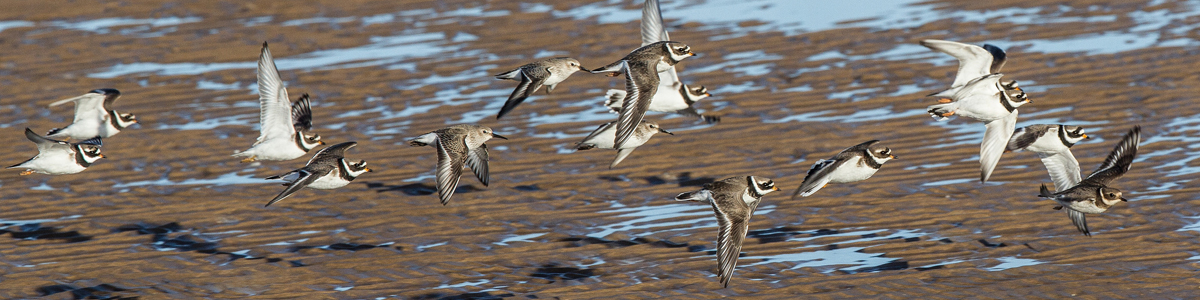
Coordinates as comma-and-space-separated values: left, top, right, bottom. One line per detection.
658, 128, 674, 135
578, 66, 589, 72
1120, 198, 1128, 202
492, 133, 508, 140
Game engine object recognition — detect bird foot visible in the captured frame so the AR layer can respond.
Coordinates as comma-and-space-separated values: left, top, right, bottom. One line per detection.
240, 156, 256, 163
607, 72, 621, 77
937, 98, 953, 103
19, 170, 34, 176
938, 110, 956, 117
1052, 206, 1063, 210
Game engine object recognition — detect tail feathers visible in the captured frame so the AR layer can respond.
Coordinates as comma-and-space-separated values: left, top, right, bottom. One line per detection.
266, 171, 298, 181
1038, 184, 1054, 198
675, 190, 712, 203
927, 102, 957, 121
591, 61, 625, 74
603, 89, 625, 114
494, 68, 521, 80
7, 160, 29, 169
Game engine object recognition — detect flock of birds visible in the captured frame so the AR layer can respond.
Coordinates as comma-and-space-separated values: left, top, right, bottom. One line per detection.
6, 0, 1147, 289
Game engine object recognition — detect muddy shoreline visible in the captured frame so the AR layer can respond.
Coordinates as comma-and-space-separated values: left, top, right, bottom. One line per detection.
1, 0, 1199, 298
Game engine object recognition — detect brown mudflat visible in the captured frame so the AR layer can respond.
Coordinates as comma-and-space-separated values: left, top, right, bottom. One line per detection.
1, 0, 1199, 298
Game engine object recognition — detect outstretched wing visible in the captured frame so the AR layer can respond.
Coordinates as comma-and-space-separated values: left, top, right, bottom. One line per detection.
640, 0, 670, 46
641, 0, 682, 87
951, 73, 1005, 106
265, 170, 317, 207
610, 148, 637, 169
434, 136, 467, 205
256, 42, 296, 144
24, 128, 71, 154
464, 144, 490, 186
576, 121, 617, 150
710, 199, 749, 289
1067, 209, 1091, 237
50, 93, 108, 125
920, 39, 994, 88
792, 159, 844, 199
1082, 126, 1140, 186
291, 94, 314, 133
306, 141, 357, 165
1037, 149, 1082, 192
615, 61, 660, 149
497, 68, 548, 119
980, 111, 1018, 183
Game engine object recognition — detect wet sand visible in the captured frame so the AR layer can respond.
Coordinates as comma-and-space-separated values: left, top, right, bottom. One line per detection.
2, 0, 1200, 298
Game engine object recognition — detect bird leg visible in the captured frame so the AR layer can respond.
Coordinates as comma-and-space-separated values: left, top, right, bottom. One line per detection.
20, 170, 34, 176
1052, 206, 1063, 210
607, 72, 621, 77
240, 156, 257, 163
937, 98, 953, 103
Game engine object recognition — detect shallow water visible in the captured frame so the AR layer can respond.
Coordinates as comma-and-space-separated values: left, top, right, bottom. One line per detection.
1, 0, 1199, 298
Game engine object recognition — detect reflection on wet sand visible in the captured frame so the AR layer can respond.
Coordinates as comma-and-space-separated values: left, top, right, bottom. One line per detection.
1, 0, 1199, 298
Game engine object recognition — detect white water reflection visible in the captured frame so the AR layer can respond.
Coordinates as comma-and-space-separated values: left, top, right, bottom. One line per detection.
90, 32, 465, 78
764, 106, 926, 124
986, 256, 1045, 271
552, 0, 1200, 55
113, 170, 264, 188
743, 228, 927, 273
48, 16, 201, 35
0, 21, 33, 33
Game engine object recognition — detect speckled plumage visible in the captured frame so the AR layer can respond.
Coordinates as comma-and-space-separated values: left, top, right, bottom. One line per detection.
675, 175, 778, 288
409, 124, 507, 205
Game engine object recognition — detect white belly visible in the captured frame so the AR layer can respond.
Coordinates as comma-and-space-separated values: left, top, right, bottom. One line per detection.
1024, 131, 1066, 154
955, 94, 1012, 122
56, 121, 104, 140
1063, 199, 1107, 214
826, 157, 879, 183
238, 137, 306, 161
20, 153, 87, 175
582, 126, 651, 150
307, 172, 352, 189
604, 88, 690, 113
544, 70, 573, 86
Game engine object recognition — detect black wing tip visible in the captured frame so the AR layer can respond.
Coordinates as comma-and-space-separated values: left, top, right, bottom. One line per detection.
1038, 184, 1052, 197
496, 97, 526, 120
88, 88, 120, 95
78, 137, 103, 147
